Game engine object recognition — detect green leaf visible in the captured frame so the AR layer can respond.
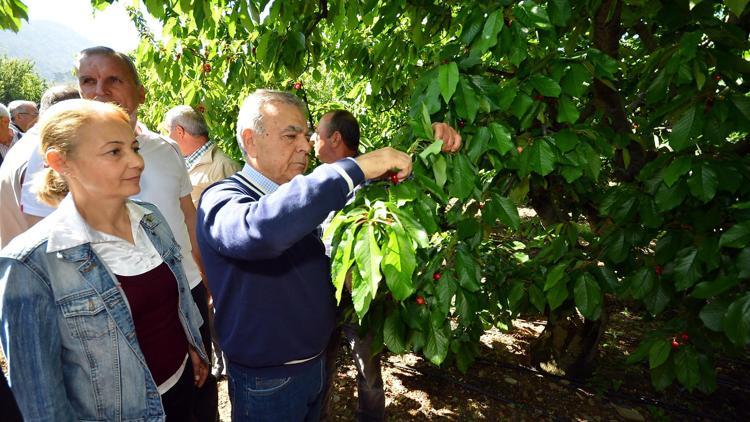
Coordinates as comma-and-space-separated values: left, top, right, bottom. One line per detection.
720, 221, 750, 248
488, 123, 514, 155
546, 282, 568, 311
424, 317, 450, 366
669, 107, 696, 151
629, 267, 655, 299
723, 293, 750, 346
726, 0, 750, 16
574, 273, 602, 320
495, 196, 520, 230
557, 95, 580, 123
434, 271, 457, 316
420, 102, 434, 140
529, 284, 546, 313
527, 138, 556, 176
381, 226, 417, 301
643, 282, 671, 316
355, 225, 383, 298
331, 226, 356, 303
383, 311, 407, 354
455, 78, 480, 122
673, 247, 701, 291
544, 263, 568, 291
662, 156, 693, 188
655, 181, 688, 212
529, 74, 562, 98
700, 301, 726, 331
449, 154, 477, 200
432, 154, 448, 189
691, 276, 740, 299
687, 162, 718, 203
548, 0, 571, 26
649, 340, 671, 369
438, 62, 459, 104
419, 139, 444, 161
560, 63, 590, 97
674, 348, 701, 391
650, 359, 675, 391
455, 247, 481, 292
554, 130, 579, 152
472, 9, 503, 54
350, 268, 372, 321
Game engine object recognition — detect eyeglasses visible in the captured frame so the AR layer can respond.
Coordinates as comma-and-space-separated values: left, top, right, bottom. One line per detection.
18, 112, 39, 117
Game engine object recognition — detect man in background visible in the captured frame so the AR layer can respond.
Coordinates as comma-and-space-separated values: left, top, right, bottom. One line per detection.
315, 110, 461, 422
163, 105, 241, 207
163, 104, 241, 380
7, 100, 38, 135
0, 104, 17, 166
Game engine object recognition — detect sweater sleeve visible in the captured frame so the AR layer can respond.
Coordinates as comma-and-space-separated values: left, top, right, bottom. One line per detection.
197, 159, 364, 260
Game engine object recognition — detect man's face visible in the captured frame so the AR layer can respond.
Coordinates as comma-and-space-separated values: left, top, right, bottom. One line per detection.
244, 101, 311, 185
13, 105, 38, 132
77, 54, 145, 120
313, 115, 338, 164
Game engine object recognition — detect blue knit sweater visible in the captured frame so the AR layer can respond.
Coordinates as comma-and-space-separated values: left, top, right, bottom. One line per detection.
196, 159, 364, 377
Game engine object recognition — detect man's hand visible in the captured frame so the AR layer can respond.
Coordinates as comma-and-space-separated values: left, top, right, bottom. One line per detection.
432, 122, 462, 153
355, 147, 413, 181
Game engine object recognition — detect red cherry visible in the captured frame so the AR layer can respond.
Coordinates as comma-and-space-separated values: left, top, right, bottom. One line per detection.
655, 265, 663, 276
293, 82, 302, 90
632, 123, 639, 130
416, 295, 426, 305
714, 74, 722, 81
252, 47, 257, 54
202, 63, 211, 73
389, 173, 399, 185
458, 120, 465, 128
534, 94, 544, 101
433, 273, 441, 281
517, 146, 523, 154
671, 339, 680, 350
681, 333, 689, 342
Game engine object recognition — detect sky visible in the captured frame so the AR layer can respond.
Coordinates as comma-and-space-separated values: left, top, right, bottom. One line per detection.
24, 0, 157, 52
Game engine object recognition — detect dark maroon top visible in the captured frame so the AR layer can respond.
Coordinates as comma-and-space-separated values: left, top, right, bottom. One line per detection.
117, 262, 189, 387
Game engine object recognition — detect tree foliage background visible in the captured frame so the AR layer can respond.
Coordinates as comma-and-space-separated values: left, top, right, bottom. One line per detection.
5, 0, 750, 395
0, 54, 47, 105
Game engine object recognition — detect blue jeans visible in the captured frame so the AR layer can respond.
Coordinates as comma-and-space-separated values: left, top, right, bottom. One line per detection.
228, 358, 325, 422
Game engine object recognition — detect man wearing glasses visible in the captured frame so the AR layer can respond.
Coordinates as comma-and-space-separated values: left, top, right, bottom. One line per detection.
7, 101, 38, 135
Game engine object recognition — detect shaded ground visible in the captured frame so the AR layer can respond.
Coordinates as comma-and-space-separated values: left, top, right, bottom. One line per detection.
3, 300, 748, 421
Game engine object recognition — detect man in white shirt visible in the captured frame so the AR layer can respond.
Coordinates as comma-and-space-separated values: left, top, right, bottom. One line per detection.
18, 47, 218, 422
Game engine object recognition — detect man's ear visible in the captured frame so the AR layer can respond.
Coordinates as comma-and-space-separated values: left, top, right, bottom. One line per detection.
136, 85, 146, 107
331, 131, 343, 148
242, 128, 258, 158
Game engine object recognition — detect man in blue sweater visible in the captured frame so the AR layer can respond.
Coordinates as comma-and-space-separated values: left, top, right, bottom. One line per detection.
196, 90, 412, 421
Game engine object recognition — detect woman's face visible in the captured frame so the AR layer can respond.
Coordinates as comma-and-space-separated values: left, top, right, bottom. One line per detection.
63, 112, 144, 202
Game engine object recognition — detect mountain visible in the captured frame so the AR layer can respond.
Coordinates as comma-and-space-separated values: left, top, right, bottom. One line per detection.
0, 20, 97, 83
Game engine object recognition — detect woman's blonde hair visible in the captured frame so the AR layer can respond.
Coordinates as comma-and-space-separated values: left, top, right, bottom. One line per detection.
34, 99, 131, 206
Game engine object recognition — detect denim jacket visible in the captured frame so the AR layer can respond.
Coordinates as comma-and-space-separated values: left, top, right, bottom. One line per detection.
0, 201, 207, 422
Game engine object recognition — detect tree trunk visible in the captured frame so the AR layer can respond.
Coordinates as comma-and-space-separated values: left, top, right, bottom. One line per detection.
528, 302, 608, 379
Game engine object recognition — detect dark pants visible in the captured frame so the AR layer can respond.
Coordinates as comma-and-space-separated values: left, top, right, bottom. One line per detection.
161, 359, 197, 420
192, 282, 219, 422
0, 370, 22, 422
321, 323, 385, 422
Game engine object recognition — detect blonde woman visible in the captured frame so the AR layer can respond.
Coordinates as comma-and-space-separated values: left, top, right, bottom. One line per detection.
0, 99, 208, 421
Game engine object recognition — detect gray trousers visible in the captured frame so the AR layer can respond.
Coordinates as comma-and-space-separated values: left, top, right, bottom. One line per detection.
321, 322, 385, 422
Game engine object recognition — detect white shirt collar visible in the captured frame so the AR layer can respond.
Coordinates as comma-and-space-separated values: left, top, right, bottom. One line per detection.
46, 195, 152, 253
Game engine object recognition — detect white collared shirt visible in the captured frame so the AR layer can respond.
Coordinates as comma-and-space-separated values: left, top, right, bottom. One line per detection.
47, 195, 163, 276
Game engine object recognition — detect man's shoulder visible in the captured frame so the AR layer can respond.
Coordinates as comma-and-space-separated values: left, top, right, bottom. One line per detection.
137, 130, 183, 157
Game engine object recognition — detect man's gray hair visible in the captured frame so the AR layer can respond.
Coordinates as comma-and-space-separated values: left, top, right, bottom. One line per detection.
8, 100, 37, 117
40, 85, 81, 114
235, 89, 305, 159
0, 103, 9, 119
76, 46, 142, 88
163, 105, 209, 137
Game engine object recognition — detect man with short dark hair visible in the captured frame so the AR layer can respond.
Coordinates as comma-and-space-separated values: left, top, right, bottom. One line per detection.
197, 89, 414, 421
315, 110, 461, 422
7, 101, 38, 135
